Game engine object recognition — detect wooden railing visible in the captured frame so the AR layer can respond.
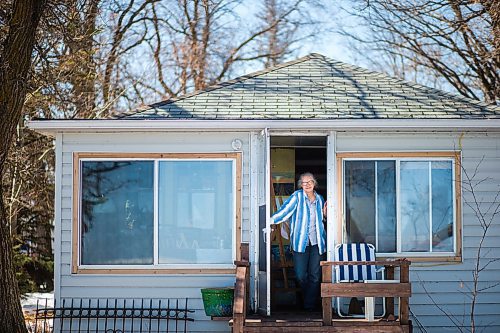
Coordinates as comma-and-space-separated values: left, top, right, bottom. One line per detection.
320, 259, 411, 326
232, 242, 250, 333
233, 261, 249, 333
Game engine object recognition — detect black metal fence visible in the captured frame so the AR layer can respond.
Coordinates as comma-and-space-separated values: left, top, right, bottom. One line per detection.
26, 298, 194, 333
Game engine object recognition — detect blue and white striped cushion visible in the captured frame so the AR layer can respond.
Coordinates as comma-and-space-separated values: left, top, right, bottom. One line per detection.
336, 243, 376, 281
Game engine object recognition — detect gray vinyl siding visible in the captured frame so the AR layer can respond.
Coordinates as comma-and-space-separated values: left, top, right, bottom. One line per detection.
57, 131, 251, 332
55, 129, 500, 332
336, 131, 500, 333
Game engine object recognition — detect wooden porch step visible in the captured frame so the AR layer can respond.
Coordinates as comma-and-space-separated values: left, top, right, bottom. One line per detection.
230, 313, 411, 333
241, 324, 411, 333
240, 320, 411, 333
245, 318, 323, 327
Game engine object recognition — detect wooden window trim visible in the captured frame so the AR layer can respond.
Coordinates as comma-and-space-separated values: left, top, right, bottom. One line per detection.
336, 151, 462, 262
72, 152, 242, 274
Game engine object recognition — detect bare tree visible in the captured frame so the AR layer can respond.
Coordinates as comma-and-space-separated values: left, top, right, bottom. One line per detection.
63, 0, 100, 118
460, 158, 500, 331
417, 157, 500, 332
340, 0, 499, 104
3, 126, 54, 293
28, 0, 102, 119
126, 0, 326, 102
256, 0, 322, 68
99, 0, 158, 111
0, 2, 47, 332
257, 0, 294, 68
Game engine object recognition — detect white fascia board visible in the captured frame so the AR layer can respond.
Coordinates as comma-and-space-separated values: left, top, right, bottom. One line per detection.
27, 118, 500, 135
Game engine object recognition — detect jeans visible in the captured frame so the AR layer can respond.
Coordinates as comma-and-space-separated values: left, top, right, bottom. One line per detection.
293, 244, 326, 310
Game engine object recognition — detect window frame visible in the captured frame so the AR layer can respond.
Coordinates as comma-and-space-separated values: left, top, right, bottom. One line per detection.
72, 152, 242, 274
336, 152, 462, 262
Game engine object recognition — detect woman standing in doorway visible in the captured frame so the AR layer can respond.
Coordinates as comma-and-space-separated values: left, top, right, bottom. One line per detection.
271, 172, 327, 311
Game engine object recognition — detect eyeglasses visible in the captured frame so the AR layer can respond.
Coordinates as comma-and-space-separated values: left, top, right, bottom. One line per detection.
301, 180, 314, 186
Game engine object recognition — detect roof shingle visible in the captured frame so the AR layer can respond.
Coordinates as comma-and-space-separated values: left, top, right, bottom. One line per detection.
116, 53, 500, 120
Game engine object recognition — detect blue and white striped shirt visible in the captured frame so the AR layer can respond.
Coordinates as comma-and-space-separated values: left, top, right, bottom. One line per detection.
271, 189, 326, 254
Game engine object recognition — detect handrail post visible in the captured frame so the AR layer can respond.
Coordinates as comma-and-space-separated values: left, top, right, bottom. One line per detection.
399, 260, 410, 325
321, 262, 332, 326
233, 260, 249, 333
385, 265, 395, 316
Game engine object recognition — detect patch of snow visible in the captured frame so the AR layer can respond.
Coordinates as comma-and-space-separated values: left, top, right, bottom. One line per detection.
22, 292, 55, 332
22, 292, 54, 312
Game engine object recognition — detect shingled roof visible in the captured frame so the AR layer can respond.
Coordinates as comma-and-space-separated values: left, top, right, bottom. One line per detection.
117, 53, 499, 120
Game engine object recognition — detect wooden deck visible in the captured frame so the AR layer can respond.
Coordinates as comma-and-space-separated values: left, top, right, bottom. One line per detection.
231, 253, 412, 333
232, 311, 411, 332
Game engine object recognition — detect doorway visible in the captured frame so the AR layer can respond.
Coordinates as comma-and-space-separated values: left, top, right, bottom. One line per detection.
269, 135, 327, 311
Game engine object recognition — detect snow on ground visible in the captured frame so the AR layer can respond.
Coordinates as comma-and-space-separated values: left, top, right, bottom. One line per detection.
22, 292, 54, 312
22, 292, 55, 332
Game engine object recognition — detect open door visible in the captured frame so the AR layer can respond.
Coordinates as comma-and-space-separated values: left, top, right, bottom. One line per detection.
254, 132, 332, 315
256, 128, 271, 315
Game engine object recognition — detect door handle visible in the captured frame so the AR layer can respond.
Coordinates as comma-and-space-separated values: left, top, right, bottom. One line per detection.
262, 226, 270, 243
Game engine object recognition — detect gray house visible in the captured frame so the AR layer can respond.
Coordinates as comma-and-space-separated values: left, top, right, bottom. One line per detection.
29, 54, 500, 332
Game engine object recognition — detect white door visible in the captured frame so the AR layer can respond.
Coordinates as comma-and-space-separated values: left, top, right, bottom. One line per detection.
256, 128, 271, 315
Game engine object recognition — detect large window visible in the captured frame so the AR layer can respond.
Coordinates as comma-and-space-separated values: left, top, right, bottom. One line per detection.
340, 152, 461, 259
74, 153, 241, 273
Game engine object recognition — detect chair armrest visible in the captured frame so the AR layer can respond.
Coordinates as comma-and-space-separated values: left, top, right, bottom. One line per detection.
375, 266, 385, 278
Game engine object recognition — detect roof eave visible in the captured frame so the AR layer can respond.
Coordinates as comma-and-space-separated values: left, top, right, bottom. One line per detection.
27, 118, 500, 136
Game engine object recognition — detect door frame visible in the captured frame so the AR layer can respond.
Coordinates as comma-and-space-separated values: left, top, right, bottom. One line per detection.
252, 129, 271, 315
252, 130, 338, 315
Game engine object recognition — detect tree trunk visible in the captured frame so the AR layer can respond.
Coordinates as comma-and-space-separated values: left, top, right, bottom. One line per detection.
0, 1, 46, 332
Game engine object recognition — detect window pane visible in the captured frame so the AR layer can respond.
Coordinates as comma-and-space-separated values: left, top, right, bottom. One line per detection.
345, 161, 375, 244
158, 161, 234, 264
377, 161, 396, 252
400, 161, 430, 252
81, 161, 154, 265
432, 161, 454, 252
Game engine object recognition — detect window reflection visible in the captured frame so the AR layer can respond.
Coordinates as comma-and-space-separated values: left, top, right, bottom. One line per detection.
345, 161, 396, 252
345, 161, 376, 244
431, 161, 454, 252
344, 159, 454, 254
377, 161, 396, 252
400, 162, 430, 252
81, 161, 154, 265
158, 161, 234, 264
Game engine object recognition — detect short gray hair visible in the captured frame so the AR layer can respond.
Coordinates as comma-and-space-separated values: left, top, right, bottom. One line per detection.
298, 172, 317, 187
